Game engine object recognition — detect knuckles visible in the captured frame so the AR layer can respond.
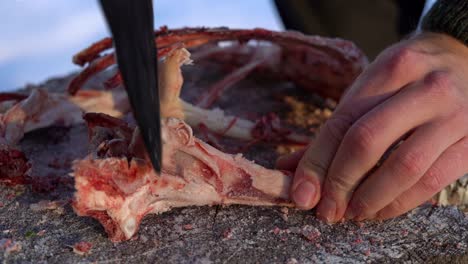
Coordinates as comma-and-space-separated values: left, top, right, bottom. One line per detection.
392, 149, 428, 177
380, 46, 420, 76
325, 171, 355, 194
299, 155, 328, 179
419, 165, 445, 194
420, 70, 467, 117
321, 114, 354, 145
346, 121, 377, 157
421, 71, 456, 100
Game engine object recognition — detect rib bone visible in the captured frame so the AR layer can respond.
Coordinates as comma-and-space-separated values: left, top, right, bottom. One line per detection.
73, 116, 292, 242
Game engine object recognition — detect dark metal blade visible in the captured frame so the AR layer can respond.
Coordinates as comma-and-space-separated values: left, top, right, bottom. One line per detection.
99, 0, 162, 173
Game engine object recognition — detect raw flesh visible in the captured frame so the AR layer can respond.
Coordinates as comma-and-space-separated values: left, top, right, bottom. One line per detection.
73, 114, 292, 242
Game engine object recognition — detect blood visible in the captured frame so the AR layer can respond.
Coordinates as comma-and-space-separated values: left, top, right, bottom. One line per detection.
219, 117, 238, 136
0, 148, 30, 186
353, 237, 363, 245
195, 58, 263, 108
226, 168, 269, 199
81, 209, 126, 242
69, 27, 367, 100
73, 242, 93, 254
182, 224, 193, 230
104, 139, 129, 158
251, 113, 291, 141
273, 227, 281, 235
68, 54, 116, 95
234, 113, 295, 153
72, 37, 113, 66
197, 123, 224, 150
223, 228, 233, 239
195, 157, 223, 192
83, 113, 133, 133
104, 73, 123, 89
78, 165, 125, 197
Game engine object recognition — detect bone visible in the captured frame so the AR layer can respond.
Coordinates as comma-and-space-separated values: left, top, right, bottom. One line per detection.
73, 117, 293, 241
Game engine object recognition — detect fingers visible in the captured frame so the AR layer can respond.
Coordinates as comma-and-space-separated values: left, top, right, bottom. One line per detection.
316, 71, 457, 222
292, 123, 346, 209
275, 148, 306, 171
337, 43, 429, 111
377, 136, 468, 220
291, 45, 430, 210
345, 113, 467, 220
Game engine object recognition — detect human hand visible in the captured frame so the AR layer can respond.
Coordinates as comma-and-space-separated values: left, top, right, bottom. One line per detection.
277, 32, 468, 222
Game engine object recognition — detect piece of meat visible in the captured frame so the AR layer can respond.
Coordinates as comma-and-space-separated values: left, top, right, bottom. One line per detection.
0, 88, 130, 146
73, 115, 292, 242
0, 46, 305, 186
0, 87, 130, 184
69, 27, 368, 101
0, 27, 368, 242
159, 47, 310, 144
67, 26, 370, 149
0, 145, 30, 185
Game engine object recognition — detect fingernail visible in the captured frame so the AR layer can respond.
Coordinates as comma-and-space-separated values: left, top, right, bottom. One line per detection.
347, 202, 364, 221
354, 213, 371, 222
317, 197, 336, 223
344, 208, 356, 220
292, 181, 315, 208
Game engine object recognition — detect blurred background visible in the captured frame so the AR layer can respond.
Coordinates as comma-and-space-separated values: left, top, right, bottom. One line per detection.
1, 0, 427, 92
0, 0, 282, 92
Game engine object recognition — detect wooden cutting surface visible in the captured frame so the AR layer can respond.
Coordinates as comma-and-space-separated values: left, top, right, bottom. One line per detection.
0, 63, 467, 263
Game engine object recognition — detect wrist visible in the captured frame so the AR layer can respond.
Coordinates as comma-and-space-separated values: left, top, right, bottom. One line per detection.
410, 32, 468, 57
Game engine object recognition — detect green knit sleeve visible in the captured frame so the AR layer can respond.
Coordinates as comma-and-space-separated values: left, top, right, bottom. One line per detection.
421, 0, 468, 45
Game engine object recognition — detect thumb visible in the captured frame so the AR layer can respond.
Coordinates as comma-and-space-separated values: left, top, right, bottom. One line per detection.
291, 117, 350, 209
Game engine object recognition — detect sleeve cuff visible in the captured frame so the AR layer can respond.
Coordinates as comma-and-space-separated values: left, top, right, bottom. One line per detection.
421, 0, 468, 45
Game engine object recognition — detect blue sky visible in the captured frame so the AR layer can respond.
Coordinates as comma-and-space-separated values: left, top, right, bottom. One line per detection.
0, 0, 282, 91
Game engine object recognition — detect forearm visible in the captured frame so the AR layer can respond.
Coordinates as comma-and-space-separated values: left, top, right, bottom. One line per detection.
420, 0, 468, 45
